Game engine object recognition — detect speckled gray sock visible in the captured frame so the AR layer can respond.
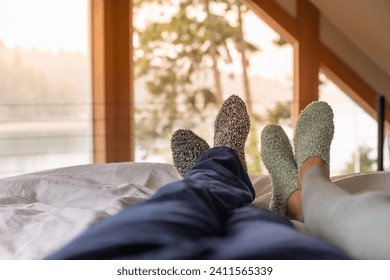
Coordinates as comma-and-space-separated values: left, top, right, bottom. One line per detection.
261, 124, 300, 216
214, 95, 250, 171
294, 101, 334, 173
171, 129, 210, 177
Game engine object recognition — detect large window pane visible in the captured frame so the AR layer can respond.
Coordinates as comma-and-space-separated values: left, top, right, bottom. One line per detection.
0, 0, 92, 177
133, 0, 293, 175
319, 73, 386, 175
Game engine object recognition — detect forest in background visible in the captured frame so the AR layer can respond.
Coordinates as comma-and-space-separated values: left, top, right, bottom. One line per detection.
133, 0, 296, 172
0, 40, 91, 121
0, 0, 378, 175
0, 37, 294, 175
0, 40, 93, 177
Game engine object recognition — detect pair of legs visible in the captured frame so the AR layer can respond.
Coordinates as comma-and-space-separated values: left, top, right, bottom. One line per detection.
46, 148, 346, 259
262, 101, 390, 259
46, 96, 347, 259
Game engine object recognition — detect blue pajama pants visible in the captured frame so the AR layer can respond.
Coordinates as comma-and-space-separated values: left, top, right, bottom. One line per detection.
46, 147, 348, 259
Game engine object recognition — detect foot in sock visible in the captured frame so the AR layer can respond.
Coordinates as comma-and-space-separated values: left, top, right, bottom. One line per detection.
294, 101, 334, 182
214, 95, 250, 170
170, 129, 210, 177
261, 124, 300, 216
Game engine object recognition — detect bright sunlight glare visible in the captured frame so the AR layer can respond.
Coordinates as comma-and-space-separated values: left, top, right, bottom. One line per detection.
0, 0, 88, 53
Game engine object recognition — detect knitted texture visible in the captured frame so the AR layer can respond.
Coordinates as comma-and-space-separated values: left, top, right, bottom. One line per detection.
214, 95, 250, 171
261, 124, 300, 216
294, 101, 334, 172
170, 129, 210, 177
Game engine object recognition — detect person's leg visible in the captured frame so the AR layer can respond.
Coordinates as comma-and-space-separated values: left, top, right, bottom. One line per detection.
300, 160, 390, 259
294, 102, 390, 259
170, 129, 210, 177
214, 95, 250, 171
260, 103, 350, 258
46, 95, 253, 260
46, 147, 255, 260
209, 205, 348, 259
261, 124, 300, 216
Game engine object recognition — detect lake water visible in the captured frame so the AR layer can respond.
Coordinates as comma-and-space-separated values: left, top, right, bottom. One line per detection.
0, 121, 93, 178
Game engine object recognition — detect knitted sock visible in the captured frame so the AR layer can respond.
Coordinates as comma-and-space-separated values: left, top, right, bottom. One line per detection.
214, 95, 250, 171
294, 101, 334, 175
170, 129, 210, 177
261, 124, 300, 216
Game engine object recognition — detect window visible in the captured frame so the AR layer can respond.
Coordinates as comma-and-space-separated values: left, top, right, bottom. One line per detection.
133, 0, 293, 174
0, 0, 92, 177
319, 73, 384, 175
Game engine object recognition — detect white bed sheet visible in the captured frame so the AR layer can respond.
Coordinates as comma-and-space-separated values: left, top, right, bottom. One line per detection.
0, 162, 389, 259
0, 163, 180, 259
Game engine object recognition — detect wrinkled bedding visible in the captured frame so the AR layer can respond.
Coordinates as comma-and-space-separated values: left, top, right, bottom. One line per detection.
0, 162, 389, 259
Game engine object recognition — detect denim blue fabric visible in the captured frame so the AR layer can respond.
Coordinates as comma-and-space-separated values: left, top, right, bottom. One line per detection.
46, 147, 348, 259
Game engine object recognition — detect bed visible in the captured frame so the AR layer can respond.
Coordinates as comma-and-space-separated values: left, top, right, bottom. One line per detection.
1, 162, 389, 259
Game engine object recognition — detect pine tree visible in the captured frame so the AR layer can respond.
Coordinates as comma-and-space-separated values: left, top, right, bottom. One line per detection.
134, 0, 261, 170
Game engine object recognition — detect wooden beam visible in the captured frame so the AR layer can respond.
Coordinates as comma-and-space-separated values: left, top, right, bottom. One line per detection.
293, 0, 320, 119
321, 45, 390, 127
91, 0, 134, 163
242, 0, 298, 43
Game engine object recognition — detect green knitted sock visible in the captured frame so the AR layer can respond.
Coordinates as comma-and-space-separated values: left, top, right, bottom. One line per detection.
261, 124, 300, 216
294, 101, 334, 174
170, 129, 210, 177
214, 95, 250, 171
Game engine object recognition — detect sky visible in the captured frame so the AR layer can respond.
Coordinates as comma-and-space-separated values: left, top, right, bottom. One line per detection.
0, 0, 89, 54
242, 12, 293, 83
0, 0, 384, 175
0, 0, 291, 80
319, 80, 382, 174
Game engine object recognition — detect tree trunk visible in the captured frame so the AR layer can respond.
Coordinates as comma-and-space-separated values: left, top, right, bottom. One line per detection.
237, 1, 261, 173
205, 0, 223, 107
237, 1, 253, 116
387, 130, 390, 169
